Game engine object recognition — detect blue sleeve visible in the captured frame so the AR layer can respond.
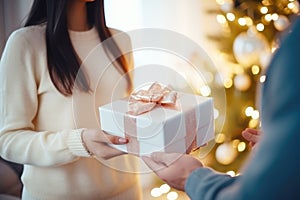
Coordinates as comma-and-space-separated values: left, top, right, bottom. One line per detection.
185, 16, 300, 200
185, 168, 239, 199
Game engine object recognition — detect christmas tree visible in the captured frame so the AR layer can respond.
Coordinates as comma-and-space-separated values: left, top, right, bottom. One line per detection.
203, 0, 299, 174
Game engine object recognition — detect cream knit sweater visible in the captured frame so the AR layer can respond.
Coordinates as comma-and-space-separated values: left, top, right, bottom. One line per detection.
0, 25, 141, 199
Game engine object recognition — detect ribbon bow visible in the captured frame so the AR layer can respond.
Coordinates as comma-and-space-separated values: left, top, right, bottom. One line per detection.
128, 82, 178, 115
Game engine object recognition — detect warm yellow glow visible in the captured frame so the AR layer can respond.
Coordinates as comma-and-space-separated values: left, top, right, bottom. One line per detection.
232, 139, 240, 148
262, 0, 269, 5
289, 2, 300, 13
216, 0, 225, 5
288, 2, 296, 9
217, 14, 227, 24
256, 23, 265, 31
260, 75, 266, 83
249, 119, 259, 128
260, 6, 268, 14
238, 17, 247, 26
226, 13, 235, 21
272, 47, 278, 53
215, 133, 226, 143
224, 78, 233, 88
160, 184, 171, 194
226, 170, 236, 177
237, 142, 246, 152
272, 13, 279, 21
251, 110, 260, 119
251, 65, 260, 75
167, 191, 178, 200
151, 188, 162, 197
245, 17, 253, 26
245, 106, 254, 117
200, 85, 211, 97
265, 14, 272, 22
233, 64, 244, 74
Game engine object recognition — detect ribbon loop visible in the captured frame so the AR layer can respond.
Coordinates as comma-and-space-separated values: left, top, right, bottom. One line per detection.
128, 82, 177, 115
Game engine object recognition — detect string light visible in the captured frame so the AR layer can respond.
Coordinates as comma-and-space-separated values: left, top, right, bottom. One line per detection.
215, 133, 226, 143
160, 184, 171, 194
226, 170, 236, 177
289, 1, 300, 13
223, 78, 233, 88
249, 119, 259, 128
232, 139, 240, 148
200, 85, 211, 96
288, 2, 296, 9
256, 23, 265, 31
245, 17, 253, 26
151, 188, 162, 197
216, 0, 225, 5
265, 14, 272, 22
217, 14, 227, 24
166, 192, 179, 200
260, 75, 266, 83
245, 106, 254, 117
260, 6, 268, 14
238, 17, 247, 26
262, 0, 271, 6
226, 12, 235, 21
251, 65, 260, 75
237, 142, 246, 152
251, 110, 260, 119
272, 13, 279, 21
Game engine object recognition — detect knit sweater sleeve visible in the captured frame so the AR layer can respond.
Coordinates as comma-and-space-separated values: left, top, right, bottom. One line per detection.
0, 28, 91, 167
185, 168, 239, 200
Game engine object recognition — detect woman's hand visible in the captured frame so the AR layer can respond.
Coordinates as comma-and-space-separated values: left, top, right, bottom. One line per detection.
242, 128, 261, 148
82, 129, 128, 159
142, 152, 204, 191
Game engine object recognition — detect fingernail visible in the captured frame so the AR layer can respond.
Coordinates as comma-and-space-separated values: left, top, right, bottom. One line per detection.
118, 138, 128, 143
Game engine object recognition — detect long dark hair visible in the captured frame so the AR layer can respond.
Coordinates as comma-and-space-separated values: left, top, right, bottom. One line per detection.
25, 0, 131, 96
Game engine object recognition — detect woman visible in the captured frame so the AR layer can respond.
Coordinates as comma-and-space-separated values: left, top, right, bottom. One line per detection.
0, 0, 142, 199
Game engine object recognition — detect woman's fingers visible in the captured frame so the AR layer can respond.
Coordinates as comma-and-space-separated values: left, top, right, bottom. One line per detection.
85, 129, 128, 145
104, 133, 128, 145
81, 129, 128, 159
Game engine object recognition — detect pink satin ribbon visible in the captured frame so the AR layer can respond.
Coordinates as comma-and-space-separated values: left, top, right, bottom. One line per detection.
127, 82, 178, 116
185, 109, 197, 153
124, 82, 197, 155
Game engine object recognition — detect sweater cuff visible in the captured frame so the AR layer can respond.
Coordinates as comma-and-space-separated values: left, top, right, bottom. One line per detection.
185, 168, 214, 196
67, 129, 92, 157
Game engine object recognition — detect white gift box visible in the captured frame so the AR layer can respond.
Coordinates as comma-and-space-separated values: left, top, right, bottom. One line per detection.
99, 92, 214, 156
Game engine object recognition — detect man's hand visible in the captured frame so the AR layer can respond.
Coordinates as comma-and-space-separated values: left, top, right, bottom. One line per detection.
142, 152, 203, 191
242, 128, 261, 148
